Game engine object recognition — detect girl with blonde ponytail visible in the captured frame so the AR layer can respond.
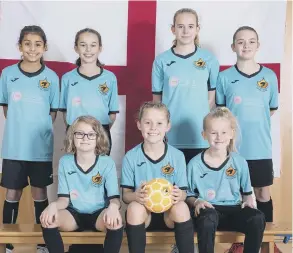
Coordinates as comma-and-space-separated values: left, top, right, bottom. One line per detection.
186, 107, 265, 253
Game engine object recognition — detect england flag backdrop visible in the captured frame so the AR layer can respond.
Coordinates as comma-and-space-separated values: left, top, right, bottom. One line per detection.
0, 1, 287, 178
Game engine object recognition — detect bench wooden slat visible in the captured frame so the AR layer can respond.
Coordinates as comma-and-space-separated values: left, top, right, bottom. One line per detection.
0, 223, 291, 237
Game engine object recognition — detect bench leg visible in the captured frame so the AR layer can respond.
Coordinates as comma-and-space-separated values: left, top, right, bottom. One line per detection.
269, 241, 274, 253
0, 244, 5, 253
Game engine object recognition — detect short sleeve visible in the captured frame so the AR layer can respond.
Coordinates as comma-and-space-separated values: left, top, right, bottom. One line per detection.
57, 159, 70, 197
0, 69, 8, 106
108, 74, 119, 114
152, 58, 164, 95
50, 73, 60, 111
240, 159, 253, 195
104, 160, 120, 199
216, 74, 226, 106
59, 75, 68, 111
174, 152, 188, 190
269, 72, 279, 110
120, 155, 135, 190
208, 56, 220, 91
186, 161, 199, 198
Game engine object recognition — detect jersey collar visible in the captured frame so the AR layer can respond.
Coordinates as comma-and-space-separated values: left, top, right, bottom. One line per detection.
171, 45, 197, 59
77, 67, 104, 81
74, 155, 99, 174
141, 142, 168, 164
201, 149, 230, 171
18, 61, 45, 78
234, 64, 263, 78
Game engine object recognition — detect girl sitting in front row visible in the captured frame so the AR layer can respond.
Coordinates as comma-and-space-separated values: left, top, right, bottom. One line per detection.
121, 101, 194, 253
40, 116, 123, 253
186, 107, 265, 253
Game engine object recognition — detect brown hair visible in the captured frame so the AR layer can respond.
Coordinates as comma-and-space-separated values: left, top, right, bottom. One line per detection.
203, 107, 239, 153
232, 26, 259, 44
65, 116, 109, 155
74, 28, 104, 67
137, 101, 170, 123
172, 8, 200, 46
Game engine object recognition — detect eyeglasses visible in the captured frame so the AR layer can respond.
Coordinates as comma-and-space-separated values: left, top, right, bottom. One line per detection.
74, 132, 97, 140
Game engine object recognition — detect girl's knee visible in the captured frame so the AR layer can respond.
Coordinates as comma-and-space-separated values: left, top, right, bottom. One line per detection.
169, 201, 190, 222
127, 201, 148, 225
6, 189, 22, 201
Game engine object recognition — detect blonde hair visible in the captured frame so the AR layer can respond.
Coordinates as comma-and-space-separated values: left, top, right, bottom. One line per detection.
203, 107, 239, 153
172, 8, 200, 46
65, 116, 109, 155
137, 101, 170, 123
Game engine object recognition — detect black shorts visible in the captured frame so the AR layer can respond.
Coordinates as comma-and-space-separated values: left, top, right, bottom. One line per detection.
247, 159, 274, 187
179, 148, 206, 165
67, 124, 112, 155
66, 206, 106, 231
0, 159, 53, 189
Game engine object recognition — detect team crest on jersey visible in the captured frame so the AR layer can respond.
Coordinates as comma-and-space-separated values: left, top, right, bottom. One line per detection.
161, 163, 174, 176
92, 172, 103, 186
194, 58, 206, 69
39, 79, 50, 90
99, 83, 109, 94
226, 166, 237, 178
256, 78, 269, 91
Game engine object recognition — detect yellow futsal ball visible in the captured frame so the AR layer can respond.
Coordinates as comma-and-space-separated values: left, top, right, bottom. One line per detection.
144, 178, 173, 213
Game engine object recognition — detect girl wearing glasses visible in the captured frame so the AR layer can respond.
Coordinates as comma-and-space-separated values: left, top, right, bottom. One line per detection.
59, 28, 119, 154
40, 116, 123, 253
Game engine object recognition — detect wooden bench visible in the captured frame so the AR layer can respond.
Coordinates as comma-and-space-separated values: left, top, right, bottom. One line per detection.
0, 223, 291, 253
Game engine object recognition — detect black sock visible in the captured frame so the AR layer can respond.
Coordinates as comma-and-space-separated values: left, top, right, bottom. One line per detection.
174, 219, 194, 253
126, 223, 146, 253
42, 227, 64, 253
35, 199, 49, 248
103, 227, 123, 253
257, 198, 273, 222
3, 200, 19, 250
34, 199, 49, 224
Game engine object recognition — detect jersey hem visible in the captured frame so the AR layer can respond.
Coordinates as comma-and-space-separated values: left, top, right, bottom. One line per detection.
108, 195, 120, 200
241, 191, 253, 196
152, 91, 163, 95
216, 103, 226, 107
120, 185, 135, 190
58, 194, 70, 198
108, 111, 119, 115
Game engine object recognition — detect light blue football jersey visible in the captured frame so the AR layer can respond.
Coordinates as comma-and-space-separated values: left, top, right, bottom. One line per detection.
121, 143, 187, 191
187, 151, 252, 206
152, 47, 219, 149
0, 63, 59, 161
59, 68, 119, 125
216, 65, 279, 160
58, 154, 120, 214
